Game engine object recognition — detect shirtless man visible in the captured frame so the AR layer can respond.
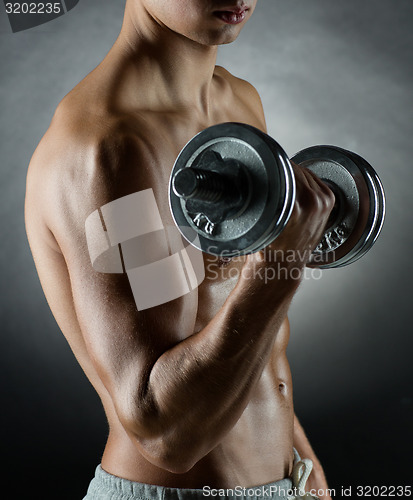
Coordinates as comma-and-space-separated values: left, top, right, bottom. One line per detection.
25, 1, 335, 499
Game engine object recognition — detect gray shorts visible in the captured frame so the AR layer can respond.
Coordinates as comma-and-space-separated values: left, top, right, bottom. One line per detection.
83, 450, 306, 500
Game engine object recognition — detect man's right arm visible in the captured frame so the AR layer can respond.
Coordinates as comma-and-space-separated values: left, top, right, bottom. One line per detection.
26, 121, 333, 474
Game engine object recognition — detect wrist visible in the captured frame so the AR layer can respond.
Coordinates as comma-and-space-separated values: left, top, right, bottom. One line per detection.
229, 261, 300, 323
239, 252, 304, 297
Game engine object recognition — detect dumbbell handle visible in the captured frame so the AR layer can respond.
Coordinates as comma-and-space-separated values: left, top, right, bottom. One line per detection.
173, 167, 234, 203
173, 163, 343, 231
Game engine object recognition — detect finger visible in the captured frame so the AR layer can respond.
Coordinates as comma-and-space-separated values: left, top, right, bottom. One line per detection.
301, 165, 335, 198
291, 162, 313, 193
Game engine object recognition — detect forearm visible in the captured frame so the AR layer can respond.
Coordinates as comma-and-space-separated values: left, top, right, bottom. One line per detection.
293, 414, 330, 499
140, 272, 301, 471
294, 414, 322, 468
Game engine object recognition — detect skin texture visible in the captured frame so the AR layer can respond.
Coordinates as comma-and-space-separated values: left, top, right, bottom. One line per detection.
25, 0, 332, 497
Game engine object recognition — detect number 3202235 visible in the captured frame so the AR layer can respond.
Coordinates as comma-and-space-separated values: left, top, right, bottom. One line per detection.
5, 3, 62, 15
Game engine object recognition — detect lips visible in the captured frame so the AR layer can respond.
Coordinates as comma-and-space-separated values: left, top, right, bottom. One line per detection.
213, 5, 249, 25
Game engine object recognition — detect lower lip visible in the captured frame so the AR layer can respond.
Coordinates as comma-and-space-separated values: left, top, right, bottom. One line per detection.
214, 10, 248, 25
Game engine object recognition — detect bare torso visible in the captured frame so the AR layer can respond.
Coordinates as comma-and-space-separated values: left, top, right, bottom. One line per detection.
25, 46, 294, 489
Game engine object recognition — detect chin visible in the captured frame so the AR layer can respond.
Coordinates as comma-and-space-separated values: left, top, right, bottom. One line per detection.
218, 34, 240, 45
216, 31, 241, 45
191, 27, 242, 47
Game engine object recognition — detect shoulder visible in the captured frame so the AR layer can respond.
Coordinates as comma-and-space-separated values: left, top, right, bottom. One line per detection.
28, 88, 152, 196
214, 66, 260, 97
214, 66, 267, 131
25, 92, 152, 252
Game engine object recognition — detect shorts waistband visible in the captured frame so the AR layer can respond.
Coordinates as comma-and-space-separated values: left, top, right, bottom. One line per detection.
85, 465, 295, 500
83, 449, 302, 500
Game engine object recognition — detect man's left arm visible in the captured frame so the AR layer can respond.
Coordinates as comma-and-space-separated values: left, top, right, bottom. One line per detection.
293, 414, 332, 500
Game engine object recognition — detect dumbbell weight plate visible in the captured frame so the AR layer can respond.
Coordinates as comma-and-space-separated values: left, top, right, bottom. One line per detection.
291, 146, 385, 268
169, 123, 296, 257
335, 149, 385, 267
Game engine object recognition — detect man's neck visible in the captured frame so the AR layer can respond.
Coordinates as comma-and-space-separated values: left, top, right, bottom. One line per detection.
113, 0, 219, 115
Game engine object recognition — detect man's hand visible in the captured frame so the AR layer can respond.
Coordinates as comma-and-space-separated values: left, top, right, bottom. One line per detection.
243, 162, 335, 287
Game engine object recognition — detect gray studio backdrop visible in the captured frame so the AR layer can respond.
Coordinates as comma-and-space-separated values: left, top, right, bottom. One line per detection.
1, 0, 412, 497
